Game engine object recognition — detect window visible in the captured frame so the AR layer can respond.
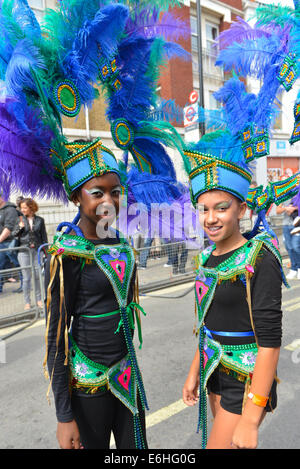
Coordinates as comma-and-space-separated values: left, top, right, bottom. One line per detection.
206, 22, 218, 55
27, 0, 44, 9
208, 91, 221, 110
273, 92, 283, 130
27, 0, 45, 23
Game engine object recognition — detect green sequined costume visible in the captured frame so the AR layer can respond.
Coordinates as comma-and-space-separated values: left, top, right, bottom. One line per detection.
44, 231, 148, 449
194, 230, 287, 449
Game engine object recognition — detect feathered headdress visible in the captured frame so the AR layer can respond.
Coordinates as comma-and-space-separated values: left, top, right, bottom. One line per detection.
0, 0, 189, 211
181, 7, 300, 237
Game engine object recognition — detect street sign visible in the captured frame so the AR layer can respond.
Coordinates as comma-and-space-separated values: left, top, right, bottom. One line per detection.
189, 90, 199, 104
184, 102, 199, 128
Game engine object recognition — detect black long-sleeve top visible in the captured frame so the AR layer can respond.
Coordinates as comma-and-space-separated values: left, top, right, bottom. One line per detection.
204, 246, 283, 348
13, 215, 48, 249
45, 238, 135, 423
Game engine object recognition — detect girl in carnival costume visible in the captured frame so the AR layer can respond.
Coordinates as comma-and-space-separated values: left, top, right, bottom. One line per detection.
182, 7, 300, 448
0, 0, 190, 449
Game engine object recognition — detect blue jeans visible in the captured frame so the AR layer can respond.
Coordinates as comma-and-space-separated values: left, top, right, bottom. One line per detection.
139, 238, 153, 267
283, 225, 300, 270
18, 250, 41, 305
0, 240, 12, 291
169, 242, 188, 272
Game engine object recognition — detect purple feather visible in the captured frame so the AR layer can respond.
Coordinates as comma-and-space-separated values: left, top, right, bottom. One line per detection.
217, 17, 277, 49
0, 99, 66, 201
125, 8, 190, 41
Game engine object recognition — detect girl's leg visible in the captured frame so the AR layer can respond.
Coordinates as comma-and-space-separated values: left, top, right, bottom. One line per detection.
206, 396, 267, 449
71, 393, 115, 449
206, 404, 241, 449
112, 393, 147, 449
208, 391, 221, 418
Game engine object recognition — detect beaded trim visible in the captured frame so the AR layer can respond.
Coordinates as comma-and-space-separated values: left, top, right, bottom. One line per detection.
62, 138, 121, 195
111, 119, 135, 150
184, 150, 251, 206
131, 146, 152, 174
277, 53, 298, 91
246, 173, 300, 213
195, 231, 284, 329
290, 101, 300, 144
53, 79, 81, 117
240, 124, 270, 163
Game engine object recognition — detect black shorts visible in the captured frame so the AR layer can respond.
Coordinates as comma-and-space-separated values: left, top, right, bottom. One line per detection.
207, 366, 277, 415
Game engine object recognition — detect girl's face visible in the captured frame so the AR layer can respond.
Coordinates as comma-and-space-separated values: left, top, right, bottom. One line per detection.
74, 172, 122, 231
197, 190, 247, 244
20, 203, 33, 217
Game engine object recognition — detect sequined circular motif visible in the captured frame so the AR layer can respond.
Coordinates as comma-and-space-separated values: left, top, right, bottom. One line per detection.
53, 80, 81, 117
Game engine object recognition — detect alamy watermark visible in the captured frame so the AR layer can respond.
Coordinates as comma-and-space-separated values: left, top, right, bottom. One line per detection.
291, 348, 300, 364
95, 198, 204, 250
0, 339, 6, 364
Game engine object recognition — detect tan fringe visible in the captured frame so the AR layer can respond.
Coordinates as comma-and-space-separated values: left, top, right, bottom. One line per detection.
43, 254, 68, 405
242, 376, 252, 411
245, 270, 280, 395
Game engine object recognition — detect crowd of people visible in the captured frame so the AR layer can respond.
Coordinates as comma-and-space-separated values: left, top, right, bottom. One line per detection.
0, 194, 48, 310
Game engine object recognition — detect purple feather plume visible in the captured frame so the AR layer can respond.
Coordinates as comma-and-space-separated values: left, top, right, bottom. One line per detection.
0, 99, 66, 201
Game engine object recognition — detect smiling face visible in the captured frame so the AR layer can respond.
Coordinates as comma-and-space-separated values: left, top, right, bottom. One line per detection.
197, 190, 247, 246
72, 172, 122, 238
20, 202, 34, 217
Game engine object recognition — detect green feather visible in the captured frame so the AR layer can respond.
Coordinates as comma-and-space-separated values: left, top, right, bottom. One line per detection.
255, 5, 296, 28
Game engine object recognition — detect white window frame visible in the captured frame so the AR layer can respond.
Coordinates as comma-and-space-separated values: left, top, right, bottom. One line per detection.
27, 0, 45, 11
205, 21, 219, 56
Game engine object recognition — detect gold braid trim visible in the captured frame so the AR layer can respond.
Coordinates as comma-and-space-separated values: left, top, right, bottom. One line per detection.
43, 254, 68, 405
43, 255, 58, 379
243, 271, 280, 412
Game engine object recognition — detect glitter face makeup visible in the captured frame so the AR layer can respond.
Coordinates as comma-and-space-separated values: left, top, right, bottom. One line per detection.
197, 190, 247, 250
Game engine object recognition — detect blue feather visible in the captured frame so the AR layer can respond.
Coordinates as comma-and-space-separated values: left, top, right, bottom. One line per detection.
216, 35, 286, 79
214, 78, 257, 134
65, 4, 129, 105
5, 38, 46, 98
131, 137, 177, 179
149, 99, 183, 125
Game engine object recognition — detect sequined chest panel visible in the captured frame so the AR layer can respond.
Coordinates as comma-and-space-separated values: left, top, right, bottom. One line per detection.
48, 232, 136, 307
194, 231, 284, 329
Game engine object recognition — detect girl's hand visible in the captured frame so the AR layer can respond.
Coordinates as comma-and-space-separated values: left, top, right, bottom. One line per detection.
56, 420, 82, 449
231, 417, 258, 449
182, 373, 199, 407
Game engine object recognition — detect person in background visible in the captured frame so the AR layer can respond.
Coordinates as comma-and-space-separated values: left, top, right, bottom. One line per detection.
13, 198, 48, 310
0, 194, 19, 293
8, 195, 25, 292
276, 198, 300, 280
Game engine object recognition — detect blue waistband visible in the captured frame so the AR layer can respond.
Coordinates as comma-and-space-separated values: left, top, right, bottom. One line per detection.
203, 326, 254, 340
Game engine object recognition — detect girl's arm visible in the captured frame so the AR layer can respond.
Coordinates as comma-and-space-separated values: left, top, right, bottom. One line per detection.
231, 346, 280, 449
45, 254, 82, 448
232, 249, 282, 449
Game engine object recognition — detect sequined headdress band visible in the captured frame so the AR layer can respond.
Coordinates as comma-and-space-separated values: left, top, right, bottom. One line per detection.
184, 150, 252, 207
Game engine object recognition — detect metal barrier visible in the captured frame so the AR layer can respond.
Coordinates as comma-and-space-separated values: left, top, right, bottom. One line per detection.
0, 213, 288, 333
0, 245, 44, 339
134, 236, 206, 293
